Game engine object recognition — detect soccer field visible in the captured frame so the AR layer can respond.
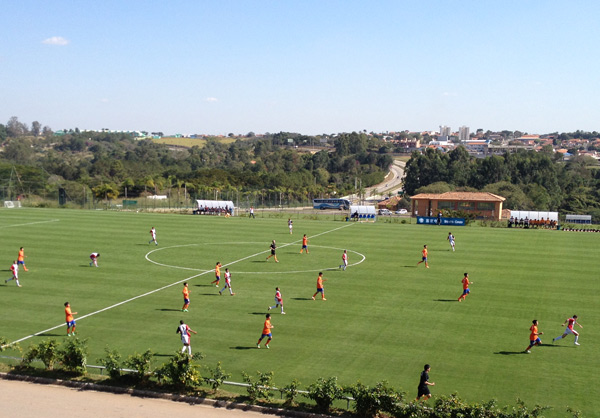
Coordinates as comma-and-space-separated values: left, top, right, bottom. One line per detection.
0, 208, 597, 416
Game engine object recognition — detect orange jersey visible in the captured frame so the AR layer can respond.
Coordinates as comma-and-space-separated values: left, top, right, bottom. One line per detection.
18, 249, 25, 262
215, 265, 221, 277
317, 276, 323, 289
302, 236, 308, 245
183, 287, 190, 299
262, 319, 272, 334
65, 307, 73, 322
462, 277, 470, 289
529, 325, 538, 340
422, 248, 428, 258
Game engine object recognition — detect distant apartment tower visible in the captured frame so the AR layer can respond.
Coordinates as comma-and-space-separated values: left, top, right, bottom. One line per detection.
439, 125, 451, 141
458, 126, 470, 142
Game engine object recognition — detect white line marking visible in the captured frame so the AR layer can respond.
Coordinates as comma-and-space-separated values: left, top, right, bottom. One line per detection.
146, 244, 365, 274
5, 222, 355, 347
0, 219, 60, 229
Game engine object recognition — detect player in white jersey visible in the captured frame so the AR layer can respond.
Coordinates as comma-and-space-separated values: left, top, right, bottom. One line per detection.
176, 320, 197, 355
339, 250, 348, 271
268, 287, 285, 314
447, 232, 455, 251
6, 261, 21, 287
288, 219, 293, 235
89, 253, 100, 267
553, 315, 583, 345
149, 227, 158, 245
219, 268, 235, 295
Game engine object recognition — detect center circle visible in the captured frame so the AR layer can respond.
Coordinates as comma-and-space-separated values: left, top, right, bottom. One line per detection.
145, 242, 366, 274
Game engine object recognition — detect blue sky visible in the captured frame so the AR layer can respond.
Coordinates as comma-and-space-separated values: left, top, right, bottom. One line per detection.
2, 1, 599, 135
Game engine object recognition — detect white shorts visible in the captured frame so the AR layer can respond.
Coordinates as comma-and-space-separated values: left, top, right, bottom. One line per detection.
274, 297, 282, 305
181, 334, 190, 345
565, 327, 576, 335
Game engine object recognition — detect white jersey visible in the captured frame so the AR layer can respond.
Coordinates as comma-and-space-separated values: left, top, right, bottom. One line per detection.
275, 290, 282, 303
150, 228, 156, 239
90, 253, 99, 258
448, 234, 455, 243
178, 324, 190, 344
342, 252, 348, 265
11, 263, 18, 278
225, 271, 231, 284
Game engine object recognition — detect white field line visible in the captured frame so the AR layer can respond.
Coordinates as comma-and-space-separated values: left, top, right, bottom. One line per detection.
6, 222, 355, 347
146, 244, 365, 274
0, 219, 60, 229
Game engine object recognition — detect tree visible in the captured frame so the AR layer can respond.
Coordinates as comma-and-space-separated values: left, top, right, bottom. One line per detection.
31, 121, 41, 137
6, 116, 28, 137
0, 124, 7, 141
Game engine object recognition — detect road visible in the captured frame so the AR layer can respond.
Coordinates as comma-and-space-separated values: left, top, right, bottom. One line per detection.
361, 159, 406, 201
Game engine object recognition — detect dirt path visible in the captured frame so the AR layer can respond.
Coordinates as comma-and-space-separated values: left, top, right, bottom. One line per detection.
0, 378, 299, 418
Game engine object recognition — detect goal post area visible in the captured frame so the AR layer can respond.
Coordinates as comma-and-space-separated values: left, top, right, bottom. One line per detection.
3, 201, 22, 208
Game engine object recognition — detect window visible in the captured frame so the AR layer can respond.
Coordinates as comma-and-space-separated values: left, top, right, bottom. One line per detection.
477, 202, 494, 211
458, 201, 475, 211
438, 201, 454, 210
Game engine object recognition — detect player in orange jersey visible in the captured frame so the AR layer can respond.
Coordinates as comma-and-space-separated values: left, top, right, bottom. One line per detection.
458, 273, 473, 302
300, 234, 309, 254
417, 245, 429, 268
524, 319, 543, 353
64, 302, 78, 336
211, 262, 222, 287
182, 282, 190, 312
17, 247, 28, 271
312, 272, 327, 300
257, 313, 274, 348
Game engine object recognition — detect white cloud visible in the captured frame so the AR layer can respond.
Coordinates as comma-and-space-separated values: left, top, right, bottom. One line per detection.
205, 97, 218, 102
42, 36, 70, 46
100, 98, 109, 103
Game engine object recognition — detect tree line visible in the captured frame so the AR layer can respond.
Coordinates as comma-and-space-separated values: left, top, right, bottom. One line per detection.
0, 118, 392, 205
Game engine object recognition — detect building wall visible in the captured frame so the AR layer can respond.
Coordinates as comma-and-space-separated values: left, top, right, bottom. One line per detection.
412, 199, 503, 220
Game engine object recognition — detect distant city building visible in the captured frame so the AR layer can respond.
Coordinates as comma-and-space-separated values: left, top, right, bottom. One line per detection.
458, 126, 470, 142
439, 125, 451, 141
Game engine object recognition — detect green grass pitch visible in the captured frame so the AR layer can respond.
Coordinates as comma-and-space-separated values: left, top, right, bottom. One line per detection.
0, 208, 597, 416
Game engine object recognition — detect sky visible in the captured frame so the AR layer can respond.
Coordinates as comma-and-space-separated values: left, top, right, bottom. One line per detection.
2, 1, 600, 136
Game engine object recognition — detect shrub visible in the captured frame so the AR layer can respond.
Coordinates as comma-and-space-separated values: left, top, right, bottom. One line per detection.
346, 380, 402, 418
124, 349, 153, 383
204, 361, 230, 392
307, 376, 344, 413
99, 347, 123, 380
156, 351, 203, 390
242, 370, 274, 403
280, 378, 301, 406
23, 339, 60, 370
58, 337, 88, 374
